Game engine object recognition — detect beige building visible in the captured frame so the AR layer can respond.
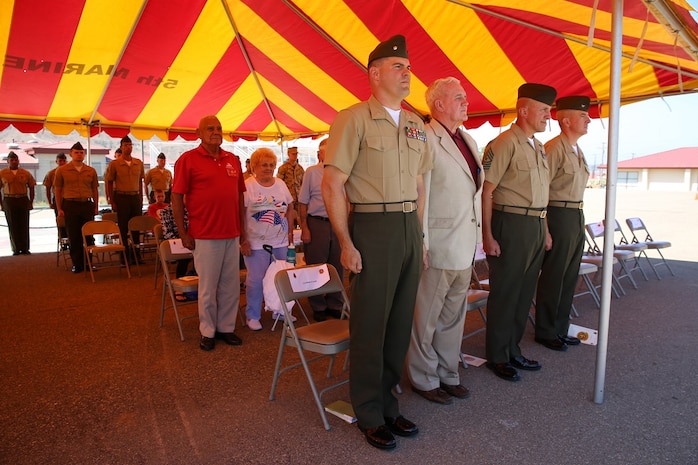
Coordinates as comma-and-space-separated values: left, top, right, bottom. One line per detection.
601, 147, 698, 192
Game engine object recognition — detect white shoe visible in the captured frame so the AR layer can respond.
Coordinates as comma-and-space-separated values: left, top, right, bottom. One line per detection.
274, 312, 297, 322
247, 319, 262, 331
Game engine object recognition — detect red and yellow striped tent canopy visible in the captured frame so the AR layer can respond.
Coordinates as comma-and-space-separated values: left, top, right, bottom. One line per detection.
1, 0, 697, 141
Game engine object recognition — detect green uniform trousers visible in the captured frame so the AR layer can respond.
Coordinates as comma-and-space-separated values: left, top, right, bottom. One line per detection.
485, 211, 545, 364
535, 207, 585, 338
349, 210, 422, 428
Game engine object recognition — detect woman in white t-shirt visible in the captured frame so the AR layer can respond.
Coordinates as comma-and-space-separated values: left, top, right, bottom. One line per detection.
240, 147, 295, 331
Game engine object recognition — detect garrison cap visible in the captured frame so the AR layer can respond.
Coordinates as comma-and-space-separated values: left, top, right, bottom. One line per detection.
556, 96, 591, 112
157, 152, 166, 160
6, 151, 18, 159
70, 142, 84, 151
518, 83, 557, 106
120, 136, 132, 144
368, 35, 408, 66
56, 152, 67, 160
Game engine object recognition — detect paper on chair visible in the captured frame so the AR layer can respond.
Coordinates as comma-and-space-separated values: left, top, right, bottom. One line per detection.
568, 323, 598, 345
168, 238, 191, 254
287, 264, 330, 292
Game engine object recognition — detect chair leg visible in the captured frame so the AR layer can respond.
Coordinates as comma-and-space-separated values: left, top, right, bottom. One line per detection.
618, 259, 638, 289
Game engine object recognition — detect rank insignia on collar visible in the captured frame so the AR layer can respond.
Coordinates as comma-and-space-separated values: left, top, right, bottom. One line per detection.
405, 126, 427, 142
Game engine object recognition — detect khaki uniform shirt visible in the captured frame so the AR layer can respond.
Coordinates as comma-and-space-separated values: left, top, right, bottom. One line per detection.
325, 95, 432, 203
105, 157, 144, 192
54, 163, 99, 199
0, 167, 36, 196
43, 168, 58, 196
544, 133, 590, 202
276, 161, 304, 202
144, 167, 172, 192
482, 123, 549, 208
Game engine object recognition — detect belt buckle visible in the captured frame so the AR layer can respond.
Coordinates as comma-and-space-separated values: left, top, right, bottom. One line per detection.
540, 210, 547, 219
578, 202, 584, 209
402, 201, 415, 213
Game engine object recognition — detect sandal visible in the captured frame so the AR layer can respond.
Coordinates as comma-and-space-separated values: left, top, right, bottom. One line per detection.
175, 292, 188, 302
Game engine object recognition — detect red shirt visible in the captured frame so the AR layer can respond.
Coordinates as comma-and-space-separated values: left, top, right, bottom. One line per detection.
172, 145, 245, 239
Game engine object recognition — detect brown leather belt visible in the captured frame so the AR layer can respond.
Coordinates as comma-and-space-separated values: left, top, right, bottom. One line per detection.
352, 201, 417, 214
64, 198, 93, 202
115, 191, 139, 195
548, 200, 584, 209
3, 194, 26, 198
493, 204, 547, 218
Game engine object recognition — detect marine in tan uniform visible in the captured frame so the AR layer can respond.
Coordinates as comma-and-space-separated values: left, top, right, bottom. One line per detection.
322, 35, 432, 450
43, 152, 67, 238
481, 83, 556, 382
54, 142, 99, 273
0, 152, 36, 255
105, 136, 145, 263
144, 153, 172, 204
535, 96, 591, 350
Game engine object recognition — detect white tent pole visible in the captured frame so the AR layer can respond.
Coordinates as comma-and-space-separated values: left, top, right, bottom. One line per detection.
594, 0, 623, 404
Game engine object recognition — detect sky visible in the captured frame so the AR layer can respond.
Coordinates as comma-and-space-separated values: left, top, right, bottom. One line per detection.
466, 92, 698, 166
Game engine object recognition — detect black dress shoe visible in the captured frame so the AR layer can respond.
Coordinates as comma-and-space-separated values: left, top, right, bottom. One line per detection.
535, 337, 568, 351
71, 266, 84, 273
358, 424, 396, 450
384, 415, 418, 437
312, 311, 327, 322
199, 336, 215, 351
412, 386, 452, 404
440, 383, 471, 399
510, 356, 542, 371
215, 331, 242, 346
559, 334, 581, 345
487, 362, 521, 382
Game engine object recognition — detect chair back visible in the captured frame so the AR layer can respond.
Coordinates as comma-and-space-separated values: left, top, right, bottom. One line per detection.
159, 238, 194, 262
585, 222, 604, 255
153, 224, 164, 243
626, 217, 651, 242
274, 264, 348, 317
128, 215, 160, 234
102, 212, 118, 223
83, 219, 120, 237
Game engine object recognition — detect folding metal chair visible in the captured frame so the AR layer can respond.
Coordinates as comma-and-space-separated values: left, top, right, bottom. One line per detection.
82, 220, 131, 283
585, 221, 639, 292
158, 239, 198, 341
128, 215, 160, 276
269, 263, 350, 431
56, 215, 71, 270
626, 217, 675, 278
571, 262, 600, 317
606, 219, 650, 282
459, 285, 489, 368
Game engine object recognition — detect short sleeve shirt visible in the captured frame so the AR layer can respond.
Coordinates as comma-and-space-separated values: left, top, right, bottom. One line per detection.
298, 163, 327, 217
105, 157, 145, 191
172, 145, 245, 239
482, 124, 549, 208
54, 163, 99, 198
544, 133, 590, 202
144, 167, 173, 191
243, 177, 293, 250
324, 95, 432, 204
0, 168, 36, 196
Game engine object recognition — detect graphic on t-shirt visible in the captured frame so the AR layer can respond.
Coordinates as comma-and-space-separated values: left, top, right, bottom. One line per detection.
250, 195, 288, 232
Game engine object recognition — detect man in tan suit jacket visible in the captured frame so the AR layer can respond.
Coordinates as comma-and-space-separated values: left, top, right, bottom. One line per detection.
407, 77, 484, 404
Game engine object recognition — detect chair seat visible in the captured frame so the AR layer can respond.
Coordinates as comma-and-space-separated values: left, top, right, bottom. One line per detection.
86, 243, 126, 253
170, 277, 199, 293
579, 262, 598, 275
292, 319, 349, 349
615, 243, 647, 252
646, 240, 671, 249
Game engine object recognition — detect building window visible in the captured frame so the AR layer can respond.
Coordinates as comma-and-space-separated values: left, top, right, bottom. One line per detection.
618, 171, 639, 185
